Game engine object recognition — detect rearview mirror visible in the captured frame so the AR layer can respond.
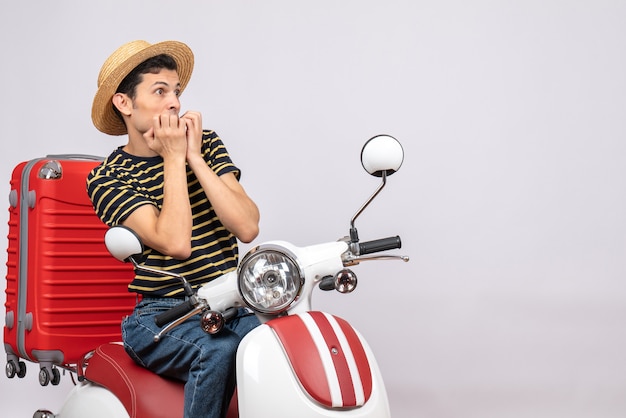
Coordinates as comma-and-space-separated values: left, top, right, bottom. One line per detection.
361, 134, 404, 177
350, 134, 404, 245
104, 226, 144, 262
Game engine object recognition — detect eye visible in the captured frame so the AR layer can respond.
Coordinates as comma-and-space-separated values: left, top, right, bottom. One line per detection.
174, 88, 181, 97
155, 88, 164, 95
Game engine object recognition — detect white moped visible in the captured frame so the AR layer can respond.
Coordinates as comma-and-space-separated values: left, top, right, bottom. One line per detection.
34, 134, 408, 418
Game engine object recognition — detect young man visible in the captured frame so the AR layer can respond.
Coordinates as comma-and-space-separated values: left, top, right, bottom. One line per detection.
87, 40, 261, 418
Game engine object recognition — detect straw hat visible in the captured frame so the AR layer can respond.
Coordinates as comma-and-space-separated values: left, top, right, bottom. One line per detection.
92, 40, 194, 135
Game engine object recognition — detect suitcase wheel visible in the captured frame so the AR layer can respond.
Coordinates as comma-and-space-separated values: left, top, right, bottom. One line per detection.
5, 359, 27, 379
38, 366, 61, 386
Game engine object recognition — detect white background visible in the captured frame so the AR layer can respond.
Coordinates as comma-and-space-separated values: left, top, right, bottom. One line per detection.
1, 1, 626, 417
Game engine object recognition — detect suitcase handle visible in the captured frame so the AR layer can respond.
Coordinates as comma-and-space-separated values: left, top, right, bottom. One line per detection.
45, 154, 104, 161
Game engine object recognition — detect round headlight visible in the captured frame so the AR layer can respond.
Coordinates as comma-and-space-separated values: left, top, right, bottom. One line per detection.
238, 245, 303, 314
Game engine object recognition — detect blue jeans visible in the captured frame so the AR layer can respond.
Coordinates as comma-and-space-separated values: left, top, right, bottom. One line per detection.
121, 297, 260, 418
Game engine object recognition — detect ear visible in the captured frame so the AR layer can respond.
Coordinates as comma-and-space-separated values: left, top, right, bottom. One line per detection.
112, 93, 132, 117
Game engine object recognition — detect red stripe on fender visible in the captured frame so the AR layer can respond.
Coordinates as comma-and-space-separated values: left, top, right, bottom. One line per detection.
308, 312, 358, 406
334, 316, 373, 402
267, 315, 332, 406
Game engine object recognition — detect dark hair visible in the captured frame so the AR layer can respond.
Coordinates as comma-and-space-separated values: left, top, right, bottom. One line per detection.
112, 54, 178, 123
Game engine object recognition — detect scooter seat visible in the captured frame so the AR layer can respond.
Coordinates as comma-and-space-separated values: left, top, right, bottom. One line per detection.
85, 342, 184, 418
85, 342, 238, 418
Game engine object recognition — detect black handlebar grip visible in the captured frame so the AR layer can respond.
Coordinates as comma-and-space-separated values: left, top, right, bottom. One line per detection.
154, 300, 195, 327
358, 236, 402, 255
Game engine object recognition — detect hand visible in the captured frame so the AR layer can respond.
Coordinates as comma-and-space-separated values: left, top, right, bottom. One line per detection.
180, 111, 203, 161
144, 113, 188, 160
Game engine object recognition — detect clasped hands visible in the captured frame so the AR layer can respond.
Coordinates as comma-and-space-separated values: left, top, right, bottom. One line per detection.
144, 111, 203, 161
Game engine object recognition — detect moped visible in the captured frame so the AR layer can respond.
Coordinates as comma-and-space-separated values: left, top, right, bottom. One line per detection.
34, 134, 408, 418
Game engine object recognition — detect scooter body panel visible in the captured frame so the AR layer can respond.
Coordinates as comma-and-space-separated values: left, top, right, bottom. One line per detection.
57, 382, 129, 418
236, 313, 391, 418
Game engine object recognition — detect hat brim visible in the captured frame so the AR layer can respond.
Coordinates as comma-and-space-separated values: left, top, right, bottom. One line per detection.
92, 41, 194, 136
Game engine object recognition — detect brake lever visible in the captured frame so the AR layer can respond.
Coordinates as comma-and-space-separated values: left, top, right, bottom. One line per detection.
343, 254, 410, 266
153, 303, 207, 343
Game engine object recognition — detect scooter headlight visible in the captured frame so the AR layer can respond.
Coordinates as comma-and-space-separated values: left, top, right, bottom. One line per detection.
238, 245, 303, 314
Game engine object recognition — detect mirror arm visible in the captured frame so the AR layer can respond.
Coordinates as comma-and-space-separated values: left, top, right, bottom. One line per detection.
349, 171, 388, 245
128, 256, 195, 297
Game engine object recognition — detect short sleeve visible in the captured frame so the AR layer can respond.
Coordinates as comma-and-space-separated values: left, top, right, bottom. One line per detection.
87, 161, 157, 227
203, 131, 241, 180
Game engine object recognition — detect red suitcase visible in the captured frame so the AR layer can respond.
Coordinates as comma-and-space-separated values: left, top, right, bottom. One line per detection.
3, 155, 135, 386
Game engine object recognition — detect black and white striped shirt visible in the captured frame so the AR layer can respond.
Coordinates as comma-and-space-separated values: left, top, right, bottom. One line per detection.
87, 130, 241, 297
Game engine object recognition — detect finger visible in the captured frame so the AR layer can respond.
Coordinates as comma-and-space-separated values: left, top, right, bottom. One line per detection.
181, 111, 201, 124
160, 113, 173, 129
183, 115, 197, 131
169, 113, 180, 128
143, 127, 155, 142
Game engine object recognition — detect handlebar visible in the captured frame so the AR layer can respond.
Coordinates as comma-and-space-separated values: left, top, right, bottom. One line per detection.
152, 237, 402, 328
358, 235, 401, 255
154, 300, 196, 327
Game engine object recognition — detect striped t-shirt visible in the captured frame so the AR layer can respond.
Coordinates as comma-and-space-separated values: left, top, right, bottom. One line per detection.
87, 130, 241, 297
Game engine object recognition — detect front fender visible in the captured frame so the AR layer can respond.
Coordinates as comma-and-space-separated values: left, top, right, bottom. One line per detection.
236, 311, 390, 417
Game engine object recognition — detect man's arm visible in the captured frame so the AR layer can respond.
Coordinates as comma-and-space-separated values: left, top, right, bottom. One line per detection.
122, 114, 193, 259
189, 161, 260, 243
183, 111, 260, 243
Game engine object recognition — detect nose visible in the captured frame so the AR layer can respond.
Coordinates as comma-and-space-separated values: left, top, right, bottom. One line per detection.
167, 93, 181, 113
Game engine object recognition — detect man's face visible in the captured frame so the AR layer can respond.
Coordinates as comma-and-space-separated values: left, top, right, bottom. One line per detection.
127, 69, 182, 134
